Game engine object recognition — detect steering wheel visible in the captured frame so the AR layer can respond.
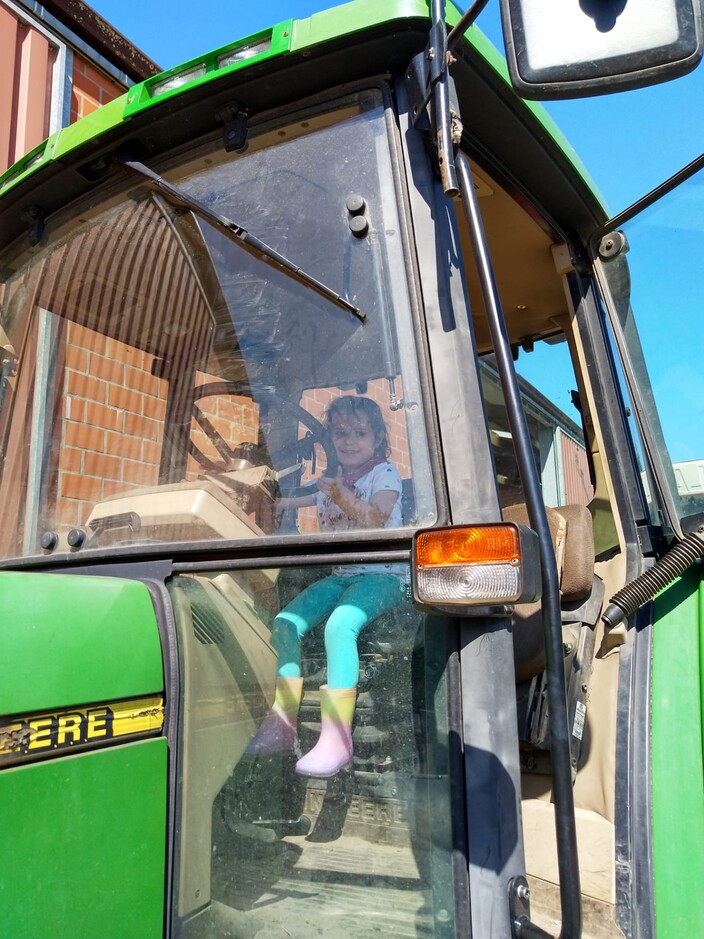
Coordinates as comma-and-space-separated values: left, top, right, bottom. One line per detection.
187, 381, 335, 486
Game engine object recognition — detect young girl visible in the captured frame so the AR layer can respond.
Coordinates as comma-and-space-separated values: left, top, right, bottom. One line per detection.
247, 395, 406, 777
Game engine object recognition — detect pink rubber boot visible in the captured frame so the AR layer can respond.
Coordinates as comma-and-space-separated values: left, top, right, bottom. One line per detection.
295, 686, 357, 778
246, 677, 304, 755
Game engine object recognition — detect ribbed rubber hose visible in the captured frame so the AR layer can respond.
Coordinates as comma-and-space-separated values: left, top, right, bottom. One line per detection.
602, 527, 704, 628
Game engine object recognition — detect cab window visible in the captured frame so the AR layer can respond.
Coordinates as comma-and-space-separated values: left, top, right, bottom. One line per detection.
0, 89, 435, 559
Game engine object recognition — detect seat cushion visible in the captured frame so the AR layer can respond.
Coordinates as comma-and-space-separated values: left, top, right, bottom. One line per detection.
503, 502, 594, 683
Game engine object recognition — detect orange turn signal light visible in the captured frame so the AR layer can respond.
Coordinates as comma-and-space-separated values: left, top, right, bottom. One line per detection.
415, 525, 521, 567
412, 523, 541, 608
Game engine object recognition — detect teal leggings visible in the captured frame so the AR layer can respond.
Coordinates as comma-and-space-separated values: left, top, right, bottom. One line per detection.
272, 573, 404, 688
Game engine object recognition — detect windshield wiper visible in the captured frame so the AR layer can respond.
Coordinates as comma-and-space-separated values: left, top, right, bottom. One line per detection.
115, 153, 366, 323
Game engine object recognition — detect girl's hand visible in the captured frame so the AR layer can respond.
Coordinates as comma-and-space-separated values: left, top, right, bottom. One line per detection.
317, 468, 344, 503
319, 468, 398, 528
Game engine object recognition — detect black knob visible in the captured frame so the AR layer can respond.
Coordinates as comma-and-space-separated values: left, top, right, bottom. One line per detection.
67, 528, 86, 548
349, 215, 369, 237
41, 531, 58, 551
346, 194, 366, 215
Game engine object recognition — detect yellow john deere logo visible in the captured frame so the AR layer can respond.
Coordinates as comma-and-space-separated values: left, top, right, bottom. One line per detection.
0, 695, 164, 766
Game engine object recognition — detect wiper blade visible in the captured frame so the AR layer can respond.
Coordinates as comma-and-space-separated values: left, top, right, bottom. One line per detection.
115, 153, 366, 323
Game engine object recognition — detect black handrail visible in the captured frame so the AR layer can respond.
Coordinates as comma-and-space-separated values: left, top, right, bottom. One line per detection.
447, 0, 492, 51
454, 151, 582, 939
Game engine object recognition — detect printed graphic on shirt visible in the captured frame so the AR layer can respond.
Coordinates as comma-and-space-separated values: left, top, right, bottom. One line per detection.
314, 462, 406, 579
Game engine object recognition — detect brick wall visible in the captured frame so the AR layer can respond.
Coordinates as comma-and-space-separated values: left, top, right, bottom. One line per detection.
53, 321, 167, 530
54, 326, 266, 530
51, 322, 412, 537
0, 3, 129, 175
70, 54, 123, 122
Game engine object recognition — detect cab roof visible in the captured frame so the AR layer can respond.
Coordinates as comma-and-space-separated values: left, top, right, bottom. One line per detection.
0, 0, 605, 256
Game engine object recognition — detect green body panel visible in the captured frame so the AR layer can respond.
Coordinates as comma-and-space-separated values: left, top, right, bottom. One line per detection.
0, 0, 600, 207
49, 95, 129, 160
0, 738, 167, 939
651, 565, 704, 937
0, 96, 127, 195
291, 0, 427, 47
0, 572, 163, 715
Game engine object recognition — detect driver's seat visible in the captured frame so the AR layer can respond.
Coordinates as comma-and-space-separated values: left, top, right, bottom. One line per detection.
503, 502, 604, 772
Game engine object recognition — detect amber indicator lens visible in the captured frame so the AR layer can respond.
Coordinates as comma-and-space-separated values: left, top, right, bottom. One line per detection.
415, 525, 521, 567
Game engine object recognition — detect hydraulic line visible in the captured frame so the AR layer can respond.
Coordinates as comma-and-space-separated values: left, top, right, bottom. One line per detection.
603, 526, 704, 629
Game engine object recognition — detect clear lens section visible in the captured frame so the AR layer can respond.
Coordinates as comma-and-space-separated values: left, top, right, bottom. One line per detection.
168, 563, 457, 939
218, 38, 272, 67
416, 562, 520, 604
0, 90, 435, 558
151, 64, 207, 96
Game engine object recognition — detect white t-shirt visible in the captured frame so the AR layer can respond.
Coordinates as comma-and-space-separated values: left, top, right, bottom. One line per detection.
315, 462, 406, 579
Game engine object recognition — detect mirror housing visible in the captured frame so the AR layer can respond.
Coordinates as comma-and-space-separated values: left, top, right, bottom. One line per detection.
500, 0, 703, 99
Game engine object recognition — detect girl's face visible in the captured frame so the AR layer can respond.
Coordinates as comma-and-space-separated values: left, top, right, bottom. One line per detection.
330, 412, 379, 471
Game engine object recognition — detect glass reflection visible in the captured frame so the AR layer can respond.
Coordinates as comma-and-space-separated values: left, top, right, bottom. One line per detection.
169, 564, 456, 939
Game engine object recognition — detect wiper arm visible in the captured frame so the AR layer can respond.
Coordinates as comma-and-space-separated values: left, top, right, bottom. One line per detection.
115, 153, 366, 323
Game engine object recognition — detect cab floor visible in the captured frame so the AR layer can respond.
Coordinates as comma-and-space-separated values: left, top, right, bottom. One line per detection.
211, 832, 434, 939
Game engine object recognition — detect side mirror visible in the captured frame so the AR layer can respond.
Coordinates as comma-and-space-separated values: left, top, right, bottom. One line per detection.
500, 0, 703, 99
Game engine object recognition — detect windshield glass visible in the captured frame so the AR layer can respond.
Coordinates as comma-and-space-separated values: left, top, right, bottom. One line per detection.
0, 89, 434, 559
595, 165, 704, 530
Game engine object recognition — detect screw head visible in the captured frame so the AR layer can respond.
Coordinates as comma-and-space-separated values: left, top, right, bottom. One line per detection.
599, 230, 627, 260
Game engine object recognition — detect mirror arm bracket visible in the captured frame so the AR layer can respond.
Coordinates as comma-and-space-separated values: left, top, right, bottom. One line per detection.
404, 0, 461, 195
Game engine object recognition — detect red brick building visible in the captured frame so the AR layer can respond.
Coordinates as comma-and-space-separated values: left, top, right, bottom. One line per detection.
1, 0, 159, 176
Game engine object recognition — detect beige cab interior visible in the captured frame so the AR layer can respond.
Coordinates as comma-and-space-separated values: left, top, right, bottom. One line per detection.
460, 160, 627, 936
